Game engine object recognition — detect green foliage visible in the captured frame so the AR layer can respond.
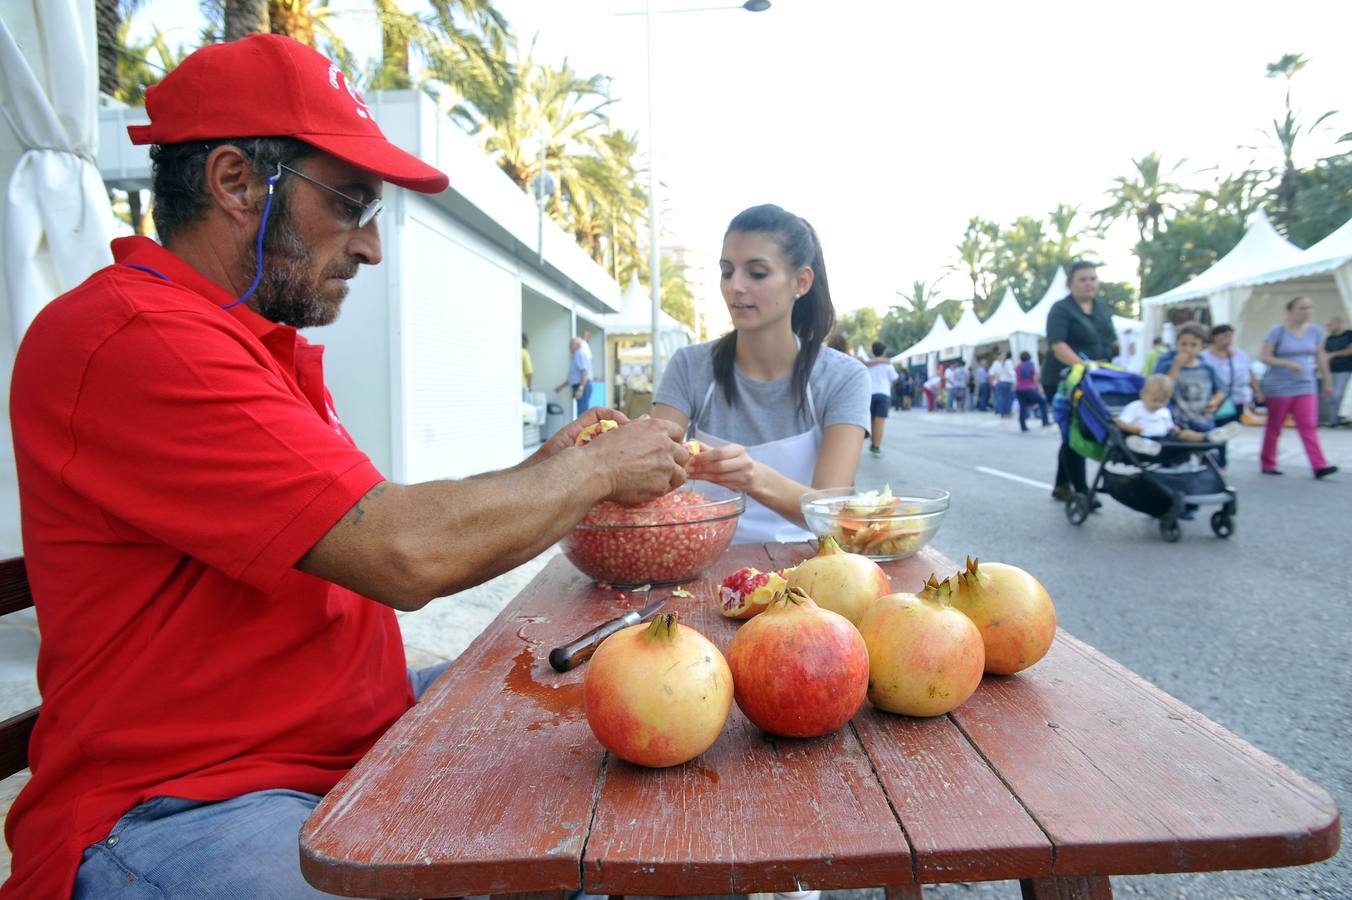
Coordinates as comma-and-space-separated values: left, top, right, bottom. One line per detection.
835, 307, 883, 349
949, 207, 1090, 317
1096, 281, 1139, 319
1285, 149, 1352, 248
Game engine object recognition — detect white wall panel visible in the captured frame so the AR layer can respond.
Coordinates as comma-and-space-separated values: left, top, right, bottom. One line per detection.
401, 202, 519, 482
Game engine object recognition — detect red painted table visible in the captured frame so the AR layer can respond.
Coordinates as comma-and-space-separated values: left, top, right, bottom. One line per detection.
300, 545, 1340, 899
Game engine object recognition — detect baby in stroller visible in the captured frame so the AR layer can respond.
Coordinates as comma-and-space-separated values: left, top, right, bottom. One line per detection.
1114, 374, 1241, 455
1062, 367, 1238, 541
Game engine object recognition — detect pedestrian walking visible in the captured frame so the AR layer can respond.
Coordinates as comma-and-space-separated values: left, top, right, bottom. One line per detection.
1014, 351, 1050, 430
865, 341, 899, 457
1044, 261, 1117, 501
1258, 297, 1337, 478
1320, 316, 1351, 426
975, 358, 991, 411
554, 336, 593, 414
946, 361, 967, 411
992, 351, 1017, 417
1201, 323, 1260, 470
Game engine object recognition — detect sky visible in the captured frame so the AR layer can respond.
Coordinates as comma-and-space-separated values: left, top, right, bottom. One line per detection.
135, 1, 1352, 330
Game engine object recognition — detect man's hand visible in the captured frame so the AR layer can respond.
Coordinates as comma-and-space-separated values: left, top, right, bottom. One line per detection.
685, 443, 757, 493
538, 407, 630, 460
586, 418, 689, 504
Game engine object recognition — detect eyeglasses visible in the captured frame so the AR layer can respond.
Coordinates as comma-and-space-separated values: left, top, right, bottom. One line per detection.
277, 163, 383, 229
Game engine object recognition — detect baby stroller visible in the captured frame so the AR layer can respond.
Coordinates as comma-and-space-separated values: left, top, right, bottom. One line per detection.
1056, 365, 1238, 542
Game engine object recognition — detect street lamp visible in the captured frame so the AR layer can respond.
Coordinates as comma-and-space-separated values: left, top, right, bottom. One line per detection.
620, 0, 771, 391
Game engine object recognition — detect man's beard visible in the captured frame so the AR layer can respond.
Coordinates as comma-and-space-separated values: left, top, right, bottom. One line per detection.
241, 204, 359, 329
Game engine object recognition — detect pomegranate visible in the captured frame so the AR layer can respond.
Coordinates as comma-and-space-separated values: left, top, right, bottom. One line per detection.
574, 418, 619, 446
684, 439, 708, 463
726, 588, 869, 738
563, 489, 738, 587
857, 577, 985, 717
584, 612, 733, 767
947, 557, 1057, 675
785, 535, 891, 625
718, 566, 789, 619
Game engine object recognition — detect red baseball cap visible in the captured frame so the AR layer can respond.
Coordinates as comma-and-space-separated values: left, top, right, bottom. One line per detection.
127, 34, 449, 194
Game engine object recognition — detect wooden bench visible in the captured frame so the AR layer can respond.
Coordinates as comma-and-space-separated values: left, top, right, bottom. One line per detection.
0, 557, 38, 781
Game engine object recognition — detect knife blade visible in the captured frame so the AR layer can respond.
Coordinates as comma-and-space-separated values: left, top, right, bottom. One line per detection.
548, 595, 669, 673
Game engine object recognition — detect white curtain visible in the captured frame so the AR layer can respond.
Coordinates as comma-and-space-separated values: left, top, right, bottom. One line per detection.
0, 0, 118, 555
1207, 286, 1252, 333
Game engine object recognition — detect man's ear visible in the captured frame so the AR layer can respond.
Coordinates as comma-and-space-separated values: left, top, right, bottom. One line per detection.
203, 145, 265, 226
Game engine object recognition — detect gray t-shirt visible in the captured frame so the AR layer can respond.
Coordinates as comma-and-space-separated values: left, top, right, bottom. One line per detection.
1262, 323, 1324, 397
655, 342, 871, 444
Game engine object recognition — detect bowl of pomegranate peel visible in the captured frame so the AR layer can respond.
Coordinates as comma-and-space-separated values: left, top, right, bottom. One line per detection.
563, 479, 744, 588
800, 485, 949, 561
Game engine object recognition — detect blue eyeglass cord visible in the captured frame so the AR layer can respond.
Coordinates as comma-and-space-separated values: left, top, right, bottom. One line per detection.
219, 165, 281, 310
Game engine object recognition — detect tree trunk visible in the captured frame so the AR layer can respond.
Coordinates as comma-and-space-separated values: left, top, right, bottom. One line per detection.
268, 0, 316, 46
224, 0, 270, 42
95, 0, 121, 97
128, 190, 145, 236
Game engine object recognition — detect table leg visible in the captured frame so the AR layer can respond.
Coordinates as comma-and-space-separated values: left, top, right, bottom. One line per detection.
1019, 875, 1113, 899
883, 885, 925, 899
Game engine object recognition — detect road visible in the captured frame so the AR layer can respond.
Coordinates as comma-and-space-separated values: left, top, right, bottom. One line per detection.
854, 404, 1350, 898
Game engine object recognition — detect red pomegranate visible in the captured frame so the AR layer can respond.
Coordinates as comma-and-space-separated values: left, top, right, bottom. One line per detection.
785, 535, 891, 625
857, 577, 985, 717
726, 588, 869, 738
947, 557, 1057, 675
584, 613, 733, 767
717, 566, 790, 619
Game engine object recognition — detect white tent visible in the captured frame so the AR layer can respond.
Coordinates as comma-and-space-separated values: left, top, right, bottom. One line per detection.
606, 273, 694, 352
1021, 266, 1067, 338
941, 304, 984, 357
892, 313, 953, 374
1140, 209, 1303, 344
1, 0, 119, 554
975, 287, 1026, 344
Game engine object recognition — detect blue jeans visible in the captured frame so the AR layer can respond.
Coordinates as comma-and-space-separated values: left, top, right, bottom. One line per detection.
994, 382, 1015, 416
73, 662, 452, 898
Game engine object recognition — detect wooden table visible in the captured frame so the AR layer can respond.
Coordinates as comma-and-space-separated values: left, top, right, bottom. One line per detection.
300, 545, 1340, 899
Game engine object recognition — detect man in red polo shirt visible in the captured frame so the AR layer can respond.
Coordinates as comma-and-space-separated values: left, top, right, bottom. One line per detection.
3, 35, 687, 899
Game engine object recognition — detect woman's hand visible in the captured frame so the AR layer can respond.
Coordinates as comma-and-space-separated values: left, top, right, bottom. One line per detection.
685, 443, 758, 492
1287, 360, 1304, 373
1322, 380, 1334, 398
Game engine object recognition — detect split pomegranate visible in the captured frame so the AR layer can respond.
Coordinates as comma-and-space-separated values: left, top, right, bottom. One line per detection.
684, 439, 707, 464
574, 418, 619, 446
718, 566, 789, 619
726, 588, 870, 738
857, 577, 985, 717
583, 612, 733, 767
785, 535, 891, 626
563, 488, 740, 587
947, 557, 1057, 675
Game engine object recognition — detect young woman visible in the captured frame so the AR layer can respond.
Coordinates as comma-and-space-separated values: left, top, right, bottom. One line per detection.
653, 204, 870, 542
1259, 296, 1337, 478
1200, 323, 1261, 470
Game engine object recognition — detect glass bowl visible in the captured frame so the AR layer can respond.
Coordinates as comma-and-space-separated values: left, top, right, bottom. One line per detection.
800, 486, 950, 561
562, 481, 744, 588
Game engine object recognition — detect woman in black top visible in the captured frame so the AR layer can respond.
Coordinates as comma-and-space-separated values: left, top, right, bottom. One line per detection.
1043, 261, 1118, 500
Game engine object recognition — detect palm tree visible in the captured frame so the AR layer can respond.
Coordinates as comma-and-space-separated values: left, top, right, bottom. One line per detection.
224, 0, 268, 41
1263, 52, 1336, 237
1048, 203, 1081, 264
952, 217, 997, 305
1094, 152, 1185, 299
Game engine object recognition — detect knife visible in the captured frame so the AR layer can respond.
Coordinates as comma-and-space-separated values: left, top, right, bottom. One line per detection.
548, 595, 669, 673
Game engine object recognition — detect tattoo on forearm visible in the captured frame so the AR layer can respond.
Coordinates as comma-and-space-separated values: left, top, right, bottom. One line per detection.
348, 482, 390, 526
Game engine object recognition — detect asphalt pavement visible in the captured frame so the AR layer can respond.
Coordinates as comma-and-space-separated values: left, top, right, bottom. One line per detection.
842, 403, 1350, 898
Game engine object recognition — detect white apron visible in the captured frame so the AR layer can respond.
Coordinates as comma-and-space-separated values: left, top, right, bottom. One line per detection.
693, 379, 822, 544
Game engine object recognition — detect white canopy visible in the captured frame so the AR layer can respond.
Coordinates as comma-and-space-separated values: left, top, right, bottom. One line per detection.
605, 274, 693, 361
893, 312, 952, 361
1020, 266, 1066, 337
973, 287, 1025, 344
1, 0, 118, 554
1140, 210, 1303, 342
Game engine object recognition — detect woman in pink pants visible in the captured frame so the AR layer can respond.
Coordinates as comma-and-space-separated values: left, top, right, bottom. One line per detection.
1258, 296, 1337, 478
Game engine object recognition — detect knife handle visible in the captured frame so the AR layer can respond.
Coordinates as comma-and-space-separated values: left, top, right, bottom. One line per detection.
548, 611, 642, 672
